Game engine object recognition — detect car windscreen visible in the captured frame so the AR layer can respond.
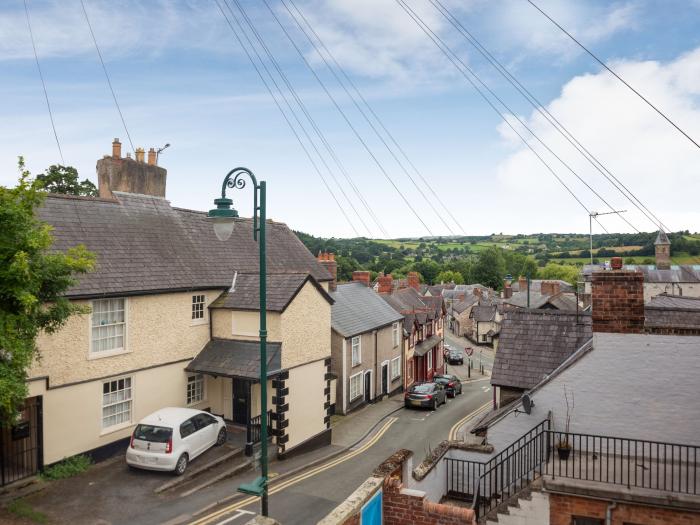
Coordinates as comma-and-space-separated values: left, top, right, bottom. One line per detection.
133, 424, 172, 443
411, 384, 434, 393
433, 377, 449, 384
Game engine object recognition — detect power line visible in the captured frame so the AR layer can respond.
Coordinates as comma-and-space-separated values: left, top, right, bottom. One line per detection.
23, 0, 64, 164
213, 0, 361, 237
236, 1, 433, 236
79, 0, 135, 154
229, 0, 385, 238
430, 0, 672, 234
526, 0, 700, 152
395, 0, 610, 234
272, 0, 458, 236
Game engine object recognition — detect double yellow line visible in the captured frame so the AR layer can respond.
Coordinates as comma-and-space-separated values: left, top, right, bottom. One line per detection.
448, 401, 491, 441
189, 416, 398, 525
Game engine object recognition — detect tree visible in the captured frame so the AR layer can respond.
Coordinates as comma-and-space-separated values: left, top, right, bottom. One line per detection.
435, 270, 464, 285
35, 165, 98, 196
538, 263, 580, 286
411, 259, 440, 285
472, 246, 506, 289
0, 159, 95, 420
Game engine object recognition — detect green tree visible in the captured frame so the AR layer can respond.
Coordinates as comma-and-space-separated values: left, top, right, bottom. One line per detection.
435, 270, 464, 285
411, 259, 440, 284
0, 159, 95, 420
336, 255, 360, 281
538, 263, 581, 286
472, 246, 506, 289
35, 165, 97, 197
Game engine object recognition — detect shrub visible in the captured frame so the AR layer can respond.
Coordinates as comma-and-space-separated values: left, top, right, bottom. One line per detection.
6, 500, 47, 523
41, 454, 92, 480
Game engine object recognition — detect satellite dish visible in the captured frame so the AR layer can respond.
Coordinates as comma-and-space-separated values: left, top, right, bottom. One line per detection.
522, 394, 534, 415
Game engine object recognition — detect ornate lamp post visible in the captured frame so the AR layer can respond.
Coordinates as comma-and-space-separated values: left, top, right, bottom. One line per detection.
208, 167, 269, 516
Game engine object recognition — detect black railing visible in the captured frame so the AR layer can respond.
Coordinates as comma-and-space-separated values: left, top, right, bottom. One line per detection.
248, 410, 273, 446
546, 430, 699, 496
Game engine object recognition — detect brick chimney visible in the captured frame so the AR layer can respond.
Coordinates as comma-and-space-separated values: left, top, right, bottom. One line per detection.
407, 271, 420, 291
147, 148, 157, 166
378, 274, 393, 294
518, 276, 527, 294
540, 281, 560, 296
503, 284, 513, 299
591, 265, 644, 334
317, 252, 337, 292
473, 287, 482, 299
352, 271, 371, 287
97, 139, 167, 199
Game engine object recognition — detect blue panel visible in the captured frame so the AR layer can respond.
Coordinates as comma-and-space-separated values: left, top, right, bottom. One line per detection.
361, 489, 382, 525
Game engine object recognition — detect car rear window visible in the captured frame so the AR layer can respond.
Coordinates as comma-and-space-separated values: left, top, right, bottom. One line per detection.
133, 424, 172, 443
412, 384, 434, 393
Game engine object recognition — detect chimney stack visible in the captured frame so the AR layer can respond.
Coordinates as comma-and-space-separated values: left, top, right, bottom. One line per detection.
147, 148, 157, 166
317, 252, 337, 292
407, 271, 420, 291
352, 271, 371, 287
540, 281, 561, 296
503, 284, 513, 299
591, 263, 644, 334
97, 140, 167, 199
378, 274, 393, 294
654, 229, 671, 270
518, 276, 527, 294
112, 138, 121, 158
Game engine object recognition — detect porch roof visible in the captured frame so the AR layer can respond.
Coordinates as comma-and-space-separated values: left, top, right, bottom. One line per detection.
186, 338, 282, 380
413, 334, 440, 357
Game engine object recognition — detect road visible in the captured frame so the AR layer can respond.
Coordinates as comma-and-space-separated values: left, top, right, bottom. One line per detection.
444, 330, 496, 375
188, 374, 492, 525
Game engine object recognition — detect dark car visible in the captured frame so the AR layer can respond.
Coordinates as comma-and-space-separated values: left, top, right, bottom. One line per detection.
433, 374, 463, 397
446, 350, 463, 365
404, 382, 446, 410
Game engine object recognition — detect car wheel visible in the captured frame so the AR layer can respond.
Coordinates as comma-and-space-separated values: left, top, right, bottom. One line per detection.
174, 454, 188, 476
216, 427, 227, 446
431, 399, 437, 411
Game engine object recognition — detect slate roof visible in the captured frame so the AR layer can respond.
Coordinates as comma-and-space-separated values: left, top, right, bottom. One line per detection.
510, 280, 575, 294
38, 192, 331, 297
452, 295, 479, 314
209, 273, 332, 312
471, 304, 497, 322
413, 334, 441, 357
582, 264, 700, 283
381, 287, 429, 313
645, 294, 700, 330
330, 282, 403, 338
655, 229, 670, 245
490, 309, 592, 390
186, 338, 282, 379
504, 291, 579, 311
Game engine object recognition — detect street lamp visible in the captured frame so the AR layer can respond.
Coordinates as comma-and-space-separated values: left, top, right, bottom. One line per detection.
208, 167, 269, 516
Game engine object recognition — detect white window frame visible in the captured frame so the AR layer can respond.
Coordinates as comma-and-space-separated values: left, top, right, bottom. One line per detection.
351, 336, 361, 367
392, 322, 400, 347
187, 373, 205, 405
349, 372, 363, 402
101, 376, 132, 433
89, 298, 128, 359
191, 294, 207, 325
391, 356, 401, 381
427, 349, 433, 371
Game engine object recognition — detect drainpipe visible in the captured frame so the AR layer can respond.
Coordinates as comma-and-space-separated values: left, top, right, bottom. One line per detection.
606, 501, 617, 525
374, 330, 378, 399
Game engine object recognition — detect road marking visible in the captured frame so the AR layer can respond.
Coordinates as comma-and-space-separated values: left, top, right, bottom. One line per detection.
448, 402, 491, 441
190, 417, 398, 525
484, 388, 491, 393
216, 510, 255, 525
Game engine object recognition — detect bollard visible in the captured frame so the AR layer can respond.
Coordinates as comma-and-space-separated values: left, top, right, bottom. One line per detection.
468, 361, 471, 379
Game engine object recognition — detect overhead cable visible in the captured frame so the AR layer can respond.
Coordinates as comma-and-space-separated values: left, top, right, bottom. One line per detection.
229, 0, 385, 237
431, 0, 671, 234
272, 0, 458, 236
396, 0, 615, 233
24, 0, 64, 164
213, 0, 362, 237
526, 0, 700, 151
80, 0, 135, 154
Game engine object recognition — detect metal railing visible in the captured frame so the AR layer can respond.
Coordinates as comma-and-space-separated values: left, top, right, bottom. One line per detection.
446, 425, 700, 520
248, 410, 273, 445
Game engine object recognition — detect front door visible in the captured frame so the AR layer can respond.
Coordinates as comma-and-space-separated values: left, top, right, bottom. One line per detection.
364, 372, 371, 402
0, 396, 42, 487
232, 380, 249, 425
381, 363, 389, 395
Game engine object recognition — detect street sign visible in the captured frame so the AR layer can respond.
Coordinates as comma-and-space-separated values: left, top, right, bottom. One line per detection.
465, 347, 473, 356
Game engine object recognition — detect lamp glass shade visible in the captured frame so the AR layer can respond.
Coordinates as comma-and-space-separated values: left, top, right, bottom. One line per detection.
211, 216, 235, 241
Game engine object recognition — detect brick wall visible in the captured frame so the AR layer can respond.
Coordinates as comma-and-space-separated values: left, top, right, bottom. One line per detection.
549, 492, 700, 525
591, 270, 644, 333
383, 478, 475, 525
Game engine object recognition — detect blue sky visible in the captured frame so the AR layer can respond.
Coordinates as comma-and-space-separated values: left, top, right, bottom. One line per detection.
1, 0, 699, 238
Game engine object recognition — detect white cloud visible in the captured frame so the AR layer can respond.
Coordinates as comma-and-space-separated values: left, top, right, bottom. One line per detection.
494, 46, 700, 233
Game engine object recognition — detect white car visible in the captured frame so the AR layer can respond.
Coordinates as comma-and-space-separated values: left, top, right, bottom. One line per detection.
126, 407, 227, 475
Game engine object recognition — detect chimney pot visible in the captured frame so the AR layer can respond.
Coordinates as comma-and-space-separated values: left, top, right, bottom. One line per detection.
112, 138, 122, 158
135, 148, 145, 163
611, 257, 623, 270
317, 252, 337, 291
147, 148, 157, 166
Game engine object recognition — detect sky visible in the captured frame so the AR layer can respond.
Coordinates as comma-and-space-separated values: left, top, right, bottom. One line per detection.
1, 0, 699, 239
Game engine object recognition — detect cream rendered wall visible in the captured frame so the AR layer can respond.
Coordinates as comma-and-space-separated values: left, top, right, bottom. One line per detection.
211, 309, 282, 341
281, 281, 331, 369
31, 290, 223, 387
28, 361, 209, 464
285, 359, 327, 449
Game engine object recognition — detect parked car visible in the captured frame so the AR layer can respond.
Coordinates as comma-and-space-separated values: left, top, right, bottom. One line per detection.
443, 343, 453, 358
446, 349, 464, 365
433, 374, 463, 397
126, 407, 227, 475
404, 382, 446, 410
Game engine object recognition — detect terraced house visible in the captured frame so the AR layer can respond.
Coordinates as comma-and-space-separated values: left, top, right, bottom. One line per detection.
7, 143, 334, 485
